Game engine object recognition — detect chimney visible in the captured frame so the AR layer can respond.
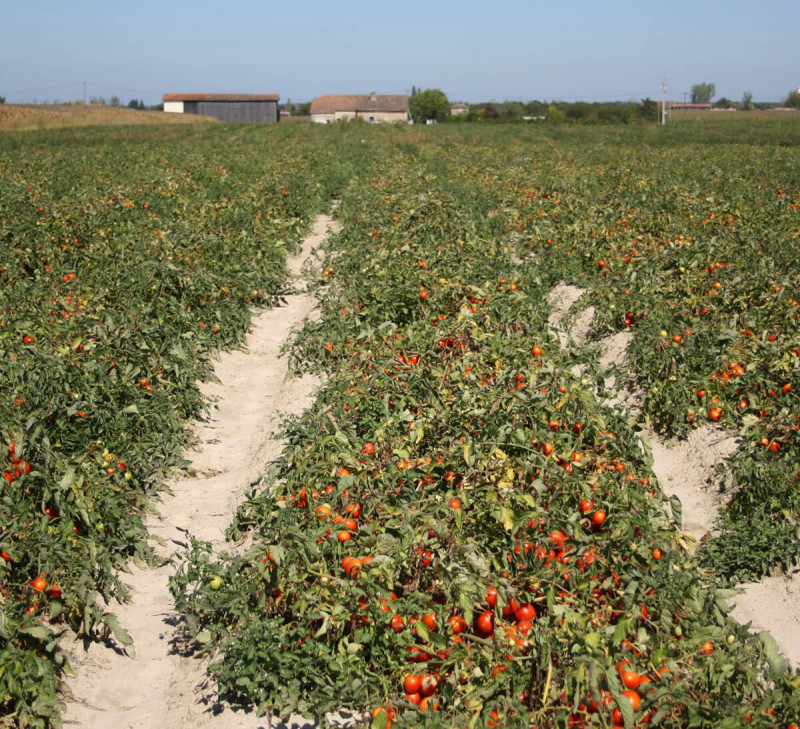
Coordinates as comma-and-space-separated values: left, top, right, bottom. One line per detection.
369, 90, 377, 101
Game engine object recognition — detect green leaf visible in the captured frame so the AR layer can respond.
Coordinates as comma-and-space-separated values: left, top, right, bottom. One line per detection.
103, 612, 134, 649
463, 442, 474, 466
759, 631, 788, 674
669, 495, 683, 527
498, 507, 515, 531
59, 469, 76, 490
20, 625, 51, 641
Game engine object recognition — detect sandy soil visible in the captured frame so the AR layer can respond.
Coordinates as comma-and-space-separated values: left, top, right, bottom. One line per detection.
61, 214, 341, 728
546, 280, 800, 670
546, 282, 594, 348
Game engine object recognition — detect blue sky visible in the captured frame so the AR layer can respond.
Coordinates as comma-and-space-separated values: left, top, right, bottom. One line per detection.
1, 0, 797, 106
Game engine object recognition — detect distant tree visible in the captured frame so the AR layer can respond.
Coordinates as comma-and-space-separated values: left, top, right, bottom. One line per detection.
546, 104, 565, 123
296, 101, 311, 116
0, 96, 5, 104
503, 101, 525, 120
150, 103, 164, 111
525, 100, 547, 117
741, 91, 754, 109
691, 83, 715, 104
411, 86, 418, 98
565, 102, 592, 121
109, 95, 121, 107
784, 89, 800, 109
127, 99, 139, 109
639, 98, 658, 121
409, 88, 450, 123
713, 97, 737, 109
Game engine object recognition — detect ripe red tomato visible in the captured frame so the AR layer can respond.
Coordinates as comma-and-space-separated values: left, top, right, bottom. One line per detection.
501, 597, 520, 618
486, 586, 498, 607
621, 690, 641, 710
418, 696, 439, 712
31, 577, 47, 593
708, 406, 722, 422
475, 610, 494, 636
420, 674, 437, 697
404, 674, 422, 694
371, 706, 393, 728
344, 558, 362, 577
449, 498, 461, 510
449, 615, 467, 634
591, 510, 607, 528
516, 619, 533, 636
620, 670, 641, 689
362, 442, 376, 455
514, 603, 536, 623
579, 499, 593, 514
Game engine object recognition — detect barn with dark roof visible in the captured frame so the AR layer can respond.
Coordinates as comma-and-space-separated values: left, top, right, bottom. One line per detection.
162, 94, 280, 123
310, 91, 409, 124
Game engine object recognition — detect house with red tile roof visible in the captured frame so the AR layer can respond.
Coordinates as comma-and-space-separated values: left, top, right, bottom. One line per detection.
162, 93, 280, 122
310, 91, 410, 124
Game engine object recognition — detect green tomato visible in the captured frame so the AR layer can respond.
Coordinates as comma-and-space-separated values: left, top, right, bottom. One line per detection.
209, 576, 223, 591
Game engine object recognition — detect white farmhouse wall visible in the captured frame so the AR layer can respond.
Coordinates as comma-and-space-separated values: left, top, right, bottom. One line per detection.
164, 101, 184, 114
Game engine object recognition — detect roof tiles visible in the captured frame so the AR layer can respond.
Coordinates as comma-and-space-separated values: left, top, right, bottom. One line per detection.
310, 94, 408, 114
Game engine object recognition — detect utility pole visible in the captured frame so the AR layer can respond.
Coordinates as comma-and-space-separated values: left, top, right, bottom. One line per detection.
83, 81, 86, 105
661, 78, 668, 125
683, 91, 687, 111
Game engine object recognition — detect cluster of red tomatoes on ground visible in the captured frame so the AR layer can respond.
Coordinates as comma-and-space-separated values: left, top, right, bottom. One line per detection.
3, 440, 32, 486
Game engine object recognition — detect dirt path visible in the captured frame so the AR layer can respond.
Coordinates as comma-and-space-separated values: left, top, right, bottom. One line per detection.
547, 282, 800, 670
62, 213, 341, 728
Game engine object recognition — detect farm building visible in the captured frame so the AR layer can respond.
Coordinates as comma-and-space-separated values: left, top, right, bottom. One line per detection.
162, 94, 280, 123
450, 102, 469, 116
310, 91, 410, 123
669, 103, 712, 112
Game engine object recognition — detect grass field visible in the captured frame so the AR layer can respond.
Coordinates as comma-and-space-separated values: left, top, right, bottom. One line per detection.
0, 104, 217, 131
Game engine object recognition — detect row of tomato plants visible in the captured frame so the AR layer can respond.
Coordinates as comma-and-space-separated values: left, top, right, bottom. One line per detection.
0, 123, 364, 726
448, 123, 800, 584
172, 124, 799, 728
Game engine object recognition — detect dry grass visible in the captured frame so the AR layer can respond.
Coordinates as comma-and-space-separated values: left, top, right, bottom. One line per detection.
0, 104, 217, 131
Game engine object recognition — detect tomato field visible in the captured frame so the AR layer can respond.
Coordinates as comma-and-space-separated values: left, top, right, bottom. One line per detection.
2, 117, 800, 727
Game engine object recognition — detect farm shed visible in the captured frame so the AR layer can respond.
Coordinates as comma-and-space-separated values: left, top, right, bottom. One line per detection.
450, 102, 469, 116
162, 94, 280, 123
669, 103, 712, 112
310, 91, 409, 123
